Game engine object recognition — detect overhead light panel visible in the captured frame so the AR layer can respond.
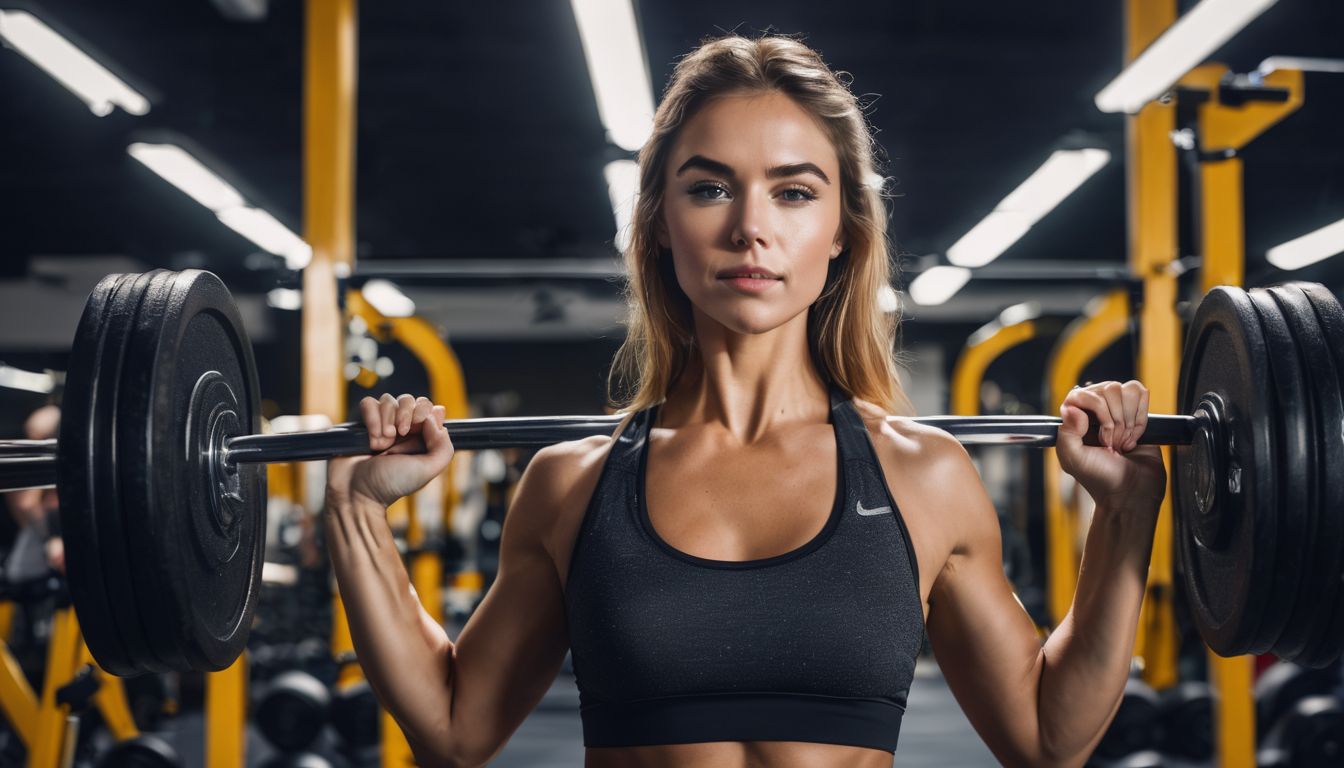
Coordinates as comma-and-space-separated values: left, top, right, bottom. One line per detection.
947, 149, 1109, 268
128, 141, 311, 269
217, 207, 312, 270
361, 279, 416, 318
1094, 0, 1278, 113
603, 159, 640, 253
570, 0, 655, 151
128, 143, 245, 211
265, 287, 302, 311
0, 10, 149, 116
1266, 218, 1344, 271
909, 266, 972, 306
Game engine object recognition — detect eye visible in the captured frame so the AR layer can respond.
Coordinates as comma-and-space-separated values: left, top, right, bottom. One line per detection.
688, 181, 731, 201
779, 185, 818, 203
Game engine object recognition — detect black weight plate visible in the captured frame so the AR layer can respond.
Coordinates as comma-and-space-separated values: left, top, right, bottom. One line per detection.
1157, 681, 1214, 760
1263, 696, 1344, 768
96, 734, 183, 768
1267, 285, 1344, 666
96, 271, 169, 674
120, 270, 265, 671
57, 273, 137, 675
1298, 283, 1344, 665
331, 680, 381, 749
1248, 289, 1315, 657
255, 670, 331, 752
1176, 286, 1280, 656
1095, 678, 1160, 759
119, 270, 193, 671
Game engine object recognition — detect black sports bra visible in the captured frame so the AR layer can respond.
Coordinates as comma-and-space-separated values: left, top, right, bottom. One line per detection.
564, 389, 925, 753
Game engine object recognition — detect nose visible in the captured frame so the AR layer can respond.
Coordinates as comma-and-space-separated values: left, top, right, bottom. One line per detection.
729, 190, 770, 250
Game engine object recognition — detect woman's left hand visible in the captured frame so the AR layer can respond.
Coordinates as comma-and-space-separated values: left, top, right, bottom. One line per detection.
1055, 380, 1167, 512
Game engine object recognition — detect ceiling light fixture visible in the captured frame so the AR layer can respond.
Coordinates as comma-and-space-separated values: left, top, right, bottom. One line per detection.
1267, 218, 1344, 271
1094, 0, 1278, 113
128, 142, 311, 269
0, 9, 149, 116
569, 0, 654, 151
947, 149, 1110, 268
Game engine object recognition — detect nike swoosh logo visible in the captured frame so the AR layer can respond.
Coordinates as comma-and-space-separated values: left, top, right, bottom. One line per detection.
856, 501, 893, 516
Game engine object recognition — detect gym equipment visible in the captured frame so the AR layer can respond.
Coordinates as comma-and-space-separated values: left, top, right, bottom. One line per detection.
1155, 680, 1213, 760
1255, 661, 1343, 739
0, 270, 1340, 673
96, 734, 183, 768
1094, 678, 1160, 760
330, 680, 380, 751
1261, 696, 1344, 768
256, 670, 331, 753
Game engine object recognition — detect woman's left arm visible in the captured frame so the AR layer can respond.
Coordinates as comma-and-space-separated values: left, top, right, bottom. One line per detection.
923, 380, 1166, 768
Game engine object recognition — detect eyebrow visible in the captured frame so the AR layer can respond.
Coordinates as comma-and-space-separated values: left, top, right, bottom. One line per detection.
674, 155, 831, 185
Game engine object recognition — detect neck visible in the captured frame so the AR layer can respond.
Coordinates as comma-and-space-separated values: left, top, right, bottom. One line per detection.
661, 307, 831, 443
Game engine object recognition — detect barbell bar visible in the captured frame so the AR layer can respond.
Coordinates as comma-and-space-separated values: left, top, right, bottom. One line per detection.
0, 268, 1338, 676
0, 412, 1197, 491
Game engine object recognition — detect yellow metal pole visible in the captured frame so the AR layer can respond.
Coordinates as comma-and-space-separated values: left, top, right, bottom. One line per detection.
29, 607, 82, 768
304, 0, 359, 712
1124, 0, 1181, 695
78, 643, 138, 742
1174, 60, 1303, 768
205, 657, 248, 768
951, 321, 1040, 417
0, 638, 38, 747
1044, 291, 1132, 626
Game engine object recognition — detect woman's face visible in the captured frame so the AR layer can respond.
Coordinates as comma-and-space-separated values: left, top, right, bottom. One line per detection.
658, 90, 846, 337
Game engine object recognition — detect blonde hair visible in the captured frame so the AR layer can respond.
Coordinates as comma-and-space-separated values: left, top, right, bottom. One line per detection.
609, 34, 914, 416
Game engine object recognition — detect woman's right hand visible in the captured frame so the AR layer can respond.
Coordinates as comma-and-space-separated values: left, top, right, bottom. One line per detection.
326, 394, 456, 509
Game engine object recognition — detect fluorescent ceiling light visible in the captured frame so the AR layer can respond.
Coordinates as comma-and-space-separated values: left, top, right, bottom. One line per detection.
217, 206, 312, 269
1094, 0, 1278, 113
998, 301, 1041, 328
1266, 218, 1344, 271
266, 287, 302, 311
603, 159, 640, 253
570, 0, 654, 151
361, 279, 416, 318
909, 266, 972, 306
129, 143, 245, 211
947, 212, 1032, 268
948, 149, 1109, 268
0, 364, 55, 394
128, 141, 312, 269
0, 10, 149, 116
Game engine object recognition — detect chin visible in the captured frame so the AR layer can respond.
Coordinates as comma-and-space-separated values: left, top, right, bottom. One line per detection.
700, 304, 805, 337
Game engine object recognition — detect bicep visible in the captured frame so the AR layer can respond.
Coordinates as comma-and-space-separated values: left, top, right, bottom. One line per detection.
444, 450, 579, 764
924, 443, 1048, 765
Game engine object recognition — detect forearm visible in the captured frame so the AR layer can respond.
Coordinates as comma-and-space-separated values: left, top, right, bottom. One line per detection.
324, 497, 456, 762
1036, 502, 1156, 763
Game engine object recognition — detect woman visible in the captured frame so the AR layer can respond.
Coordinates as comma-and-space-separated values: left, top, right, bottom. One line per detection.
324, 34, 1166, 768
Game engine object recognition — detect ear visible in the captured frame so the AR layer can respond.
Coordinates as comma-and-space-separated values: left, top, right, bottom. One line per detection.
655, 214, 671, 249
829, 231, 846, 259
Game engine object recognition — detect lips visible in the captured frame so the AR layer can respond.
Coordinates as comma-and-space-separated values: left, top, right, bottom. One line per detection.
716, 267, 781, 280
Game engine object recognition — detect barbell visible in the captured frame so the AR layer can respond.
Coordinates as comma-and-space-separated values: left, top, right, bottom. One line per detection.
0, 269, 1340, 676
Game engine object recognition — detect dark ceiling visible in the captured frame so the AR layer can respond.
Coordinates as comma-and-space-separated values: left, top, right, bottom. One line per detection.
0, 0, 1341, 344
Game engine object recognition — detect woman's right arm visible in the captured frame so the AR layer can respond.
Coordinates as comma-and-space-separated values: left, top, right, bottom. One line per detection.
325, 394, 599, 767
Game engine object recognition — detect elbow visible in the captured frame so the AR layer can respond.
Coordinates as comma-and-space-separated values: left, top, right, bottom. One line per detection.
408, 735, 488, 768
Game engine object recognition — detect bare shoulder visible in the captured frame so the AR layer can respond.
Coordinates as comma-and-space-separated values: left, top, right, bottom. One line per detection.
850, 398, 996, 553
850, 397, 968, 470
507, 433, 616, 577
